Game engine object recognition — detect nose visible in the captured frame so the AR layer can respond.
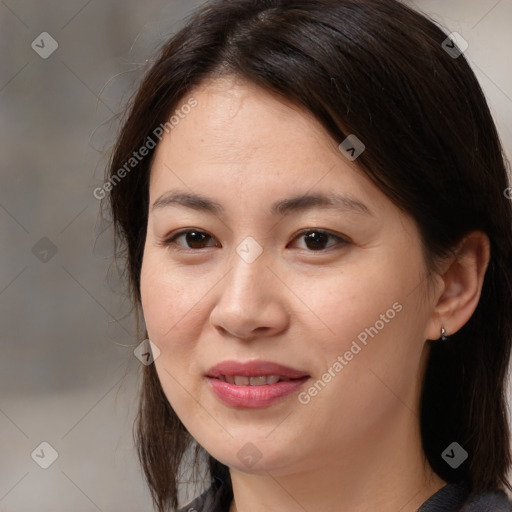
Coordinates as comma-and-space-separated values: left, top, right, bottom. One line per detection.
209, 251, 290, 341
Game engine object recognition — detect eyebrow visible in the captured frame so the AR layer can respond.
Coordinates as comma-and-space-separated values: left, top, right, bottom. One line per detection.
151, 189, 373, 217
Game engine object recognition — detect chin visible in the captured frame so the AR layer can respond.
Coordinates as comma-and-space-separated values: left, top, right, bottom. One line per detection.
201, 436, 301, 475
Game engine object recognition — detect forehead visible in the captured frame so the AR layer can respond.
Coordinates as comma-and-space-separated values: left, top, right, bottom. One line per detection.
152, 76, 341, 171
147, 77, 394, 221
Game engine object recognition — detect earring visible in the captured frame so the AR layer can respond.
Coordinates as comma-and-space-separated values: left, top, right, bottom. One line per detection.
440, 327, 448, 341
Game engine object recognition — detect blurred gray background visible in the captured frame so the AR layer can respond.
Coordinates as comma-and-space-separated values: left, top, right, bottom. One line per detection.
0, 1, 511, 511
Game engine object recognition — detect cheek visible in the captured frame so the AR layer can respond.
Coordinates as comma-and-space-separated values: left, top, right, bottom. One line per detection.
140, 262, 173, 340
139, 250, 218, 405
300, 252, 425, 404
300, 256, 405, 348
140, 252, 201, 340
140, 253, 205, 415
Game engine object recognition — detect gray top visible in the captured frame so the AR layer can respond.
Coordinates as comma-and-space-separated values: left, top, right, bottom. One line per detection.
177, 479, 512, 512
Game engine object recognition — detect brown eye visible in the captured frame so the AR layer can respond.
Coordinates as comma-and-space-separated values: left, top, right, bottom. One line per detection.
291, 229, 349, 251
165, 230, 219, 250
304, 231, 329, 251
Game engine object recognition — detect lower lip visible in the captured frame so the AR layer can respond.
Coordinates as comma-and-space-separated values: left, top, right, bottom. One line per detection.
206, 377, 309, 408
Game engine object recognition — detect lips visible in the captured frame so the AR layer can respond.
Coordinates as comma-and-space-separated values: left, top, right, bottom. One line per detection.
206, 360, 309, 381
205, 360, 310, 408
218, 375, 283, 385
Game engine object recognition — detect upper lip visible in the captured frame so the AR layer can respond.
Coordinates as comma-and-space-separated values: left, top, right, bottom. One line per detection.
206, 360, 309, 379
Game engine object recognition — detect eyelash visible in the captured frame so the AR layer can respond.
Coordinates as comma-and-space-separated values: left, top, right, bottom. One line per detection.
161, 228, 350, 253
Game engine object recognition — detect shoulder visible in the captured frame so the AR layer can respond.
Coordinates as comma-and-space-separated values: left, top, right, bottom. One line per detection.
176, 481, 230, 512
415, 480, 512, 512
176, 488, 213, 512
460, 488, 512, 511
178, 480, 512, 512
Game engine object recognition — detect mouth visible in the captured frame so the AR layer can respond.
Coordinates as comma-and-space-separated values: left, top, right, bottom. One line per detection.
205, 360, 310, 408
206, 359, 310, 381
213, 375, 297, 385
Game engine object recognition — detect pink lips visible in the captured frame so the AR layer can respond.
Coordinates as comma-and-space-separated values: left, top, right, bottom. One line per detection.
206, 360, 310, 408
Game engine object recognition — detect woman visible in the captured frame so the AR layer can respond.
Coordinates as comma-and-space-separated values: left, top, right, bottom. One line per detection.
106, 0, 512, 510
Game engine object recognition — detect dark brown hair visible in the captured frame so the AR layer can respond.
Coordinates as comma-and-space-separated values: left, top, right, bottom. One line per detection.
106, 1, 512, 510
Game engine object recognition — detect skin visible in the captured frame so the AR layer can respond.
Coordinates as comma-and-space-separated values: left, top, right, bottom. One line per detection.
140, 76, 490, 512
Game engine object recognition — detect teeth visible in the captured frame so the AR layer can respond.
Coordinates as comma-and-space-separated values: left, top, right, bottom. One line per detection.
249, 376, 270, 386
220, 375, 282, 385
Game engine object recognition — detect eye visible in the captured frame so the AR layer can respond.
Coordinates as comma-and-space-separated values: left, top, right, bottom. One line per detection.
161, 228, 349, 252
163, 229, 219, 250
290, 229, 350, 251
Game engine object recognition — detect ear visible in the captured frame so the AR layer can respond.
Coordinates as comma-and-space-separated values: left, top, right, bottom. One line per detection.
424, 231, 490, 341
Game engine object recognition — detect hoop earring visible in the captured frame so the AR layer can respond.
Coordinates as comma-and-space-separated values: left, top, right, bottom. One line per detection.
440, 327, 448, 341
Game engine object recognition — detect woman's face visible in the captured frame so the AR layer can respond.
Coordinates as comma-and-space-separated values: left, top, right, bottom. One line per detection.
140, 77, 437, 476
